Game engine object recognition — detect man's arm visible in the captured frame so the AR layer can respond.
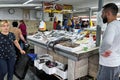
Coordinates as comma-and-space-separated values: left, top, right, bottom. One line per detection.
101, 24, 115, 57
14, 40, 25, 54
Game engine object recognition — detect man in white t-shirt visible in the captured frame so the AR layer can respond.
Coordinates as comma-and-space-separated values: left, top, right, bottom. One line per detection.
97, 3, 120, 80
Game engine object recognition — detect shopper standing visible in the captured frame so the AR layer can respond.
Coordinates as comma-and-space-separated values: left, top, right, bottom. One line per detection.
63, 19, 68, 31
19, 20, 27, 40
53, 17, 57, 30
19, 20, 27, 49
10, 21, 26, 56
56, 20, 61, 30
97, 3, 120, 80
75, 20, 81, 29
0, 20, 25, 80
71, 17, 75, 31
10, 21, 26, 44
67, 18, 72, 31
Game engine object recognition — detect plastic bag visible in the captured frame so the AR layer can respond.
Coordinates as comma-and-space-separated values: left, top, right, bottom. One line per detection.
14, 54, 30, 79
39, 21, 46, 31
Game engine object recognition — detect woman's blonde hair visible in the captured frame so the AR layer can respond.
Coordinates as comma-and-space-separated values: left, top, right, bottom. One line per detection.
0, 20, 10, 27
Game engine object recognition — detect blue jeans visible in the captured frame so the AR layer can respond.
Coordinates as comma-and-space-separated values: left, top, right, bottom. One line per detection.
97, 65, 120, 80
0, 57, 16, 80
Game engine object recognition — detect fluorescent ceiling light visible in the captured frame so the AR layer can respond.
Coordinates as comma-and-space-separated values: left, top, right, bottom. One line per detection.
35, 6, 41, 9
91, 7, 97, 9
23, 0, 33, 4
116, 3, 120, 5
0, 4, 41, 7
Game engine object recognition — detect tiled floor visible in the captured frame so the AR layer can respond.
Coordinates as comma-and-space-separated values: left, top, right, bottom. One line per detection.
5, 69, 40, 80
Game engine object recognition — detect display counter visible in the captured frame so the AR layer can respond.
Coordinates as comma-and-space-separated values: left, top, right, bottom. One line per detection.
27, 31, 99, 80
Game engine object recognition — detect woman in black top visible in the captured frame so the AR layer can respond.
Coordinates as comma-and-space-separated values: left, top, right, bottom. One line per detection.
0, 20, 25, 80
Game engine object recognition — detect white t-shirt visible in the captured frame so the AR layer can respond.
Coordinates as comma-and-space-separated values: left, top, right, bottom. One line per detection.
99, 20, 120, 67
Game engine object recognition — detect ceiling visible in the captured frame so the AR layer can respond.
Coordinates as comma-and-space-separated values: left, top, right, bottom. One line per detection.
0, 0, 119, 12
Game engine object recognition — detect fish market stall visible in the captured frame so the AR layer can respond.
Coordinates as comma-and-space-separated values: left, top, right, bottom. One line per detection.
27, 30, 99, 80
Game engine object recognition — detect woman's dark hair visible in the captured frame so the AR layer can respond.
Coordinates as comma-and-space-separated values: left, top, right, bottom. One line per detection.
12, 21, 18, 27
103, 3, 118, 16
20, 20, 25, 24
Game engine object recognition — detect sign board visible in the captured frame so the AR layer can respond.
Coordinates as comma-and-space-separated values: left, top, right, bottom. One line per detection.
44, 2, 72, 13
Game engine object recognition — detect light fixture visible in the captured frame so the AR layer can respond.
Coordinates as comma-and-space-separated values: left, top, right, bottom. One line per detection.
116, 3, 120, 6
91, 7, 97, 9
35, 6, 41, 9
23, 0, 33, 4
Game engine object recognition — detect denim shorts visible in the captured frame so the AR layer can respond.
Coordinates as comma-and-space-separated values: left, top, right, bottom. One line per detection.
97, 65, 120, 80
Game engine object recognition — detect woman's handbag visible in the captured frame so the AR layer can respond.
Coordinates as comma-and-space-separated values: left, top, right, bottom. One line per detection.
14, 54, 30, 79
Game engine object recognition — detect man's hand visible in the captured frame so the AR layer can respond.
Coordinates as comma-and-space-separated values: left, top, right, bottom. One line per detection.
101, 50, 112, 57
20, 49, 26, 54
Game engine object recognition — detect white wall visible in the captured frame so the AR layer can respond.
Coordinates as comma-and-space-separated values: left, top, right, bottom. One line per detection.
30, 10, 37, 20
0, 8, 38, 20
44, 13, 50, 21
44, 13, 63, 22
0, 8, 23, 20
35, 11, 42, 20
0, 8, 63, 21
54, 13, 63, 22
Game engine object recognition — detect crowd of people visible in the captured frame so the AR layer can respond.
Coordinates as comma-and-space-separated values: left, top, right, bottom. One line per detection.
53, 16, 91, 31
0, 2, 120, 80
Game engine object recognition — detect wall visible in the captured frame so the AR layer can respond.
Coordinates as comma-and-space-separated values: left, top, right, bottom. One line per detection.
0, 8, 39, 34
0, 8, 37, 20
43, 12, 63, 22
0, 8, 63, 34
0, 8, 23, 20
0, 8, 63, 21
54, 13, 63, 22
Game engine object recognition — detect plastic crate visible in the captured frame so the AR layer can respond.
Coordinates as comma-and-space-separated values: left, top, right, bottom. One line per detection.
42, 64, 57, 75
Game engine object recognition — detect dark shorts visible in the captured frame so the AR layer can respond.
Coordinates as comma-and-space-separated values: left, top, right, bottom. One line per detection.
97, 65, 120, 80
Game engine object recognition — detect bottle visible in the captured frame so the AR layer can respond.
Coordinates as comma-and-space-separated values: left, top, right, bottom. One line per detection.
88, 34, 94, 48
